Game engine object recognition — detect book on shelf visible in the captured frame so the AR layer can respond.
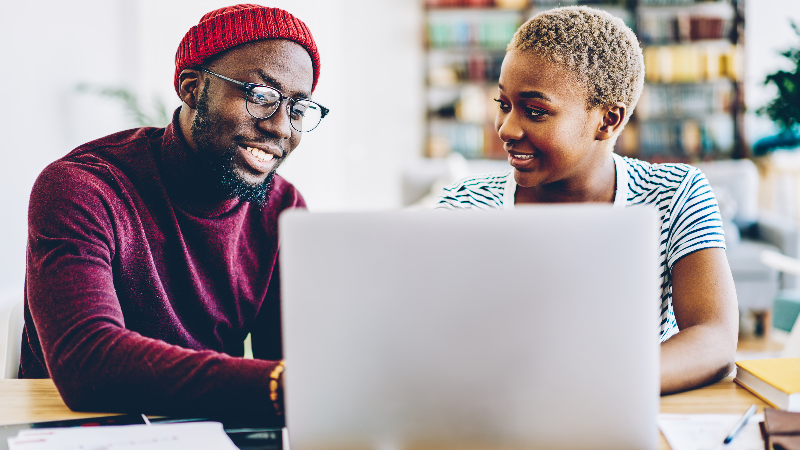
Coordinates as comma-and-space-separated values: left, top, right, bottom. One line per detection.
638, 115, 733, 158
638, 14, 731, 44
427, 120, 486, 159
427, 53, 504, 85
426, 0, 527, 8
643, 44, 740, 83
637, 82, 731, 119
531, 0, 627, 4
640, 0, 709, 5
424, 0, 744, 162
734, 358, 800, 411
427, 15, 521, 49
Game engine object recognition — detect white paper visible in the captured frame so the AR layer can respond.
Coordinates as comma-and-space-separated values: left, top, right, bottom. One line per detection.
658, 413, 765, 450
7, 421, 238, 450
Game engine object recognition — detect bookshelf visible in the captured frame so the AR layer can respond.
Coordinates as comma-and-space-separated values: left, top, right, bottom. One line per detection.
424, 0, 529, 159
423, 0, 746, 163
628, 0, 746, 162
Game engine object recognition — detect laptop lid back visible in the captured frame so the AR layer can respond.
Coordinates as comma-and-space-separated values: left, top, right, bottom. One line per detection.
280, 206, 659, 450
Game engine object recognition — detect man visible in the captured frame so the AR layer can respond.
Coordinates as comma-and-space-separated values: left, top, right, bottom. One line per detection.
20, 4, 327, 423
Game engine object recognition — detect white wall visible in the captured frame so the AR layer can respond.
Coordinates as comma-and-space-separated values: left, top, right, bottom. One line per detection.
0, 0, 424, 297
3, 0, 797, 298
744, 0, 800, 144
0, 0, 135, 300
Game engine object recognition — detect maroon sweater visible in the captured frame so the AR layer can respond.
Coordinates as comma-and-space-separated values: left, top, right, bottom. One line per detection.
21, 112, 304, 422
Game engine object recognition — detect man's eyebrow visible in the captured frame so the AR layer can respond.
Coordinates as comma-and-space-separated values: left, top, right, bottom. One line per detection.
256, 69, 310, 99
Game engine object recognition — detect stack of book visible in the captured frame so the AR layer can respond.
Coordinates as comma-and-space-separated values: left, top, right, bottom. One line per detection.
762, 408, 800, 449
734, 358, 800, 411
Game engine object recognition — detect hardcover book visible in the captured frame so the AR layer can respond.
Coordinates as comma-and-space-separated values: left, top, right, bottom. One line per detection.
735, 358, 800, 411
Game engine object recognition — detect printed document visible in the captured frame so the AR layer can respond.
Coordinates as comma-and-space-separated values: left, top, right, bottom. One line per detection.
659, 413, 764, 450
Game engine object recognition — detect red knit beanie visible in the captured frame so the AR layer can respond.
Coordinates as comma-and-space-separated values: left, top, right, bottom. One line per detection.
174, 4, 320, 96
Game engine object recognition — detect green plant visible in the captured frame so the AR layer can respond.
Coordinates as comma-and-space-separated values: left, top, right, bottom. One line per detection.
76, 83, 171, 128
758, 21, 800, 131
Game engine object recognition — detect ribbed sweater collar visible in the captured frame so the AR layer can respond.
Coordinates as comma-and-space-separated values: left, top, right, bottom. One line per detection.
158, 109, 242, 218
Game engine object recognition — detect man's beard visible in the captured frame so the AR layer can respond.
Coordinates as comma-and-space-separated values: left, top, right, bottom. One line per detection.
190, 81, 276, 206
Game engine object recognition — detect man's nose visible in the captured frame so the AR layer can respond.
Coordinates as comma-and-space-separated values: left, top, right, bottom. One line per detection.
258, 102, 293, 140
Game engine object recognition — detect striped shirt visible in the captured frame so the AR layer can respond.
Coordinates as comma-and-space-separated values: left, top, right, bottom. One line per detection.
436, 153, 726, 342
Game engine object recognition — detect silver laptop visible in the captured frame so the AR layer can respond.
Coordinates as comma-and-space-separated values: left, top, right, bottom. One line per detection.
279, 206, 659, 450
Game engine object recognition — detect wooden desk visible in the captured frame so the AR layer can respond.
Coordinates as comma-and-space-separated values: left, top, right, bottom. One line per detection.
0, 379, 108, 425
0, 377, 769, 450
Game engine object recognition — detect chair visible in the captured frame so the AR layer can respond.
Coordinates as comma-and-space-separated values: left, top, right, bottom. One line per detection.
401, 154, 509, 208
694, 159, 800, 333
0, 296, 24, 379
760, 250, 800, 358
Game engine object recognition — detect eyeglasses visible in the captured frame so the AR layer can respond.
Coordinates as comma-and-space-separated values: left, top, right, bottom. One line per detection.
199, 68, 329, 133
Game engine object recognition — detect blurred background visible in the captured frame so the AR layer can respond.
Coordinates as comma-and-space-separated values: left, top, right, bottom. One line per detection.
2, 0, 800, 347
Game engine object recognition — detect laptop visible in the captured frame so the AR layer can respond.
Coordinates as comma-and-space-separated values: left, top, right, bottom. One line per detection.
279, 205, 659, 450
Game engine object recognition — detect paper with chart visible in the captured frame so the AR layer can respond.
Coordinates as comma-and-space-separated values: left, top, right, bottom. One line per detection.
659, 413, 764, 450
6, 421, 238, 450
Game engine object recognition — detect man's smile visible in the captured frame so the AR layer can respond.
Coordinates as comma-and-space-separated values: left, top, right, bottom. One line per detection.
238, 143, 282, 174
247, 146, 275, 162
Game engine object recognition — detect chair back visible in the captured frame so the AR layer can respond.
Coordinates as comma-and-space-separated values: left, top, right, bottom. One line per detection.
694, 158, 760, 228
0, 296, 24, 379
760, 250, 800, 357
783, 312, 800, 358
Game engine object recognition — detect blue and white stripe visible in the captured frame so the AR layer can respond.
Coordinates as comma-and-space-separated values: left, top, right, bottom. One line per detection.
436, 153, 726, 342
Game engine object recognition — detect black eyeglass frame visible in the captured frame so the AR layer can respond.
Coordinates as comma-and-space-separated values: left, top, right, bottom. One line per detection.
198, 67, 330, 132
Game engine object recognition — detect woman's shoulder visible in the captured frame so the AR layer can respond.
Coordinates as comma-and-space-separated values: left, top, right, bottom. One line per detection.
437, 170, 512, 210
620, 156, 704, 197
442, 170, 512, 191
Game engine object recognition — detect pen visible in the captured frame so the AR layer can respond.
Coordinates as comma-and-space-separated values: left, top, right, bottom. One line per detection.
723, 404, 757, 444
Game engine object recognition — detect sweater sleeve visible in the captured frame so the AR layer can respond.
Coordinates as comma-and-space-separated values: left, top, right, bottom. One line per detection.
26, 162, 281, 423
251, 177, 306, 360
251, 259, 283, 361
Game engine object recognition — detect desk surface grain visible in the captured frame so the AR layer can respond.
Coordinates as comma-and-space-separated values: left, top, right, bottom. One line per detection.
661, 376, 769, 414
0, 377, 769, 450
0, 379, 113, 425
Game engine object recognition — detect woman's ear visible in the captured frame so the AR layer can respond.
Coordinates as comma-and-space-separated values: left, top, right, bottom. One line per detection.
596, 102, 627, 141
178, 69, 201, 109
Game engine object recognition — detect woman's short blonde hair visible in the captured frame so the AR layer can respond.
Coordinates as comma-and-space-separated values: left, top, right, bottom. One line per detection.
509, 6, 644, 120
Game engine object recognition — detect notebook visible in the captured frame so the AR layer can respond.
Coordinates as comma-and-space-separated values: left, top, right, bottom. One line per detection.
0, 415, 282, 450
763, 408, 800, 450
279, 206, 660, 450
735, 358, 800, 411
